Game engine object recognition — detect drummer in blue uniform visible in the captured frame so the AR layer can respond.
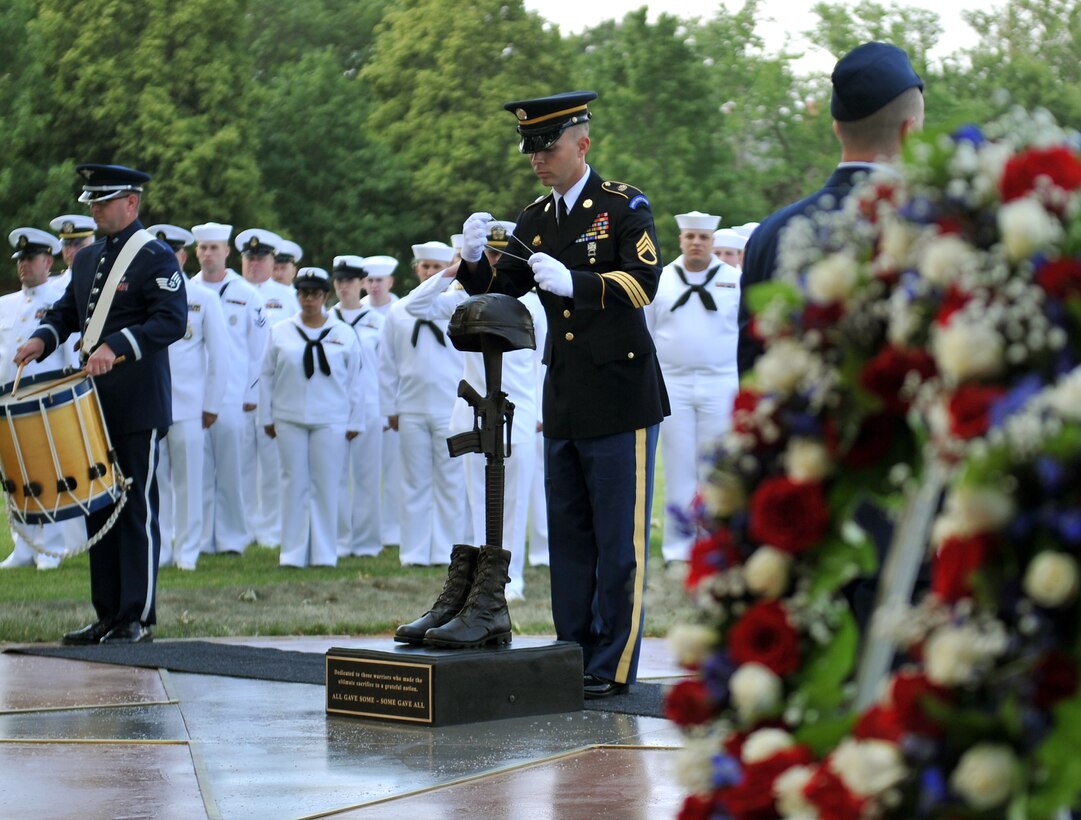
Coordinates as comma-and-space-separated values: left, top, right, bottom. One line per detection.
15, 164, 187, 644
456, 91, 669, 698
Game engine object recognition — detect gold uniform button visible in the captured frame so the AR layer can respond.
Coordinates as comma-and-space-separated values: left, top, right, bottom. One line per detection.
565, 332, 574, 342
627, 351, 635, 359
562, 309, 571, 319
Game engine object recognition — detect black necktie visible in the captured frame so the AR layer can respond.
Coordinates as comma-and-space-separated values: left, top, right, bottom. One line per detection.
296, 325, 332, 378
670, 265, 719, 312
557, 197, 569, 225
411, 319, 445, 347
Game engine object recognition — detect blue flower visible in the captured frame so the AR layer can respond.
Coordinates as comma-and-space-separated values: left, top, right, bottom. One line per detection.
918, 766, 948, 812
1054, 508, 1081, 544
702, 652, 736, 704
711, 753, 742, 788
952, 124, 985, 145
989, 373, 1043, 429
1035, 457, 1066, 492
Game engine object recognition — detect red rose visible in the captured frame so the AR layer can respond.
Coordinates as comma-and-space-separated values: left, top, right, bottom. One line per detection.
860, 346, 937, 415
803, 766, 867, 820
823, 411, 895, 469
665, 679, 716, 727
947, 384, 1006, 439
932, 533, 997, 603
686, 527, 741, 591
802, 301, 845, 333
1000, 145, 1081, 204
728, 601, 801, 676
720, 746, 816, 820
678, 793, 719, 820
1034, 650, 1079, 710
1035, 256, 1081, 299
935, 283, 972, 327
853, 704, 906, 742
935, 216, 964, 235
890, 670, 950, 737
748, 477, 830, 554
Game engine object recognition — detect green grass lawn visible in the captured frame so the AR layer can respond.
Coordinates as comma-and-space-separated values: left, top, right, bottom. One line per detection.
0, 456, 697, 643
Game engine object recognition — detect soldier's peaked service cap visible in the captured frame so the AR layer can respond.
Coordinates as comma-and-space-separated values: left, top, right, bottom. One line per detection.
503, 91, 597, 154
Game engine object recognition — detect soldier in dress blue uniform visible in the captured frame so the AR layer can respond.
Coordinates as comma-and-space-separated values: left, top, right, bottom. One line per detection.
457, 91, 669, 698
739, 42, 924, 373
15, 164, 187, 644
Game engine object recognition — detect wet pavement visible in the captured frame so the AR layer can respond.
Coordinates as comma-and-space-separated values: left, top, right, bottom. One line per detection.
0, 637, 688, 819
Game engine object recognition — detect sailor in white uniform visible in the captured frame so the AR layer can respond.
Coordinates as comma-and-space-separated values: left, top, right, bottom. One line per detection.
236, 228, 298, 547
191, 222, 267, 554
331, 255, 385, 557
0, 228, 79, 569
148, 224, 228, 570
646, 211, 741, 563
359, 254, 402, 547
404, 223, 546, 598
713, 227, 748, 269
260, 267, 364, 567
47, 214, 96, 293
273, 239, 302, 286
379, 241, 465, 566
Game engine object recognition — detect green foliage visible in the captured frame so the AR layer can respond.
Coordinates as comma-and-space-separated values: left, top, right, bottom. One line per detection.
1028, 688, 1081, 818
793, 608, 858, 711
744, 279, 803, 314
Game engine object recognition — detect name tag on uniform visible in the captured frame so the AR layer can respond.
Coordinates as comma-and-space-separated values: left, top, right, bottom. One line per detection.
265, 300, 282, 310
189, 303, 202, 312
716, 282, 737, 288
226, 298, 247, 306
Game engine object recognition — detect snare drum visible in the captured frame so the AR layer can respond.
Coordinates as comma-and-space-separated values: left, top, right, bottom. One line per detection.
0, 368, 123, 525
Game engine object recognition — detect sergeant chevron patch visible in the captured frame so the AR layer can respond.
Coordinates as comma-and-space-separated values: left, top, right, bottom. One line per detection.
636, 232, 658, 265
156, 271, 183, 292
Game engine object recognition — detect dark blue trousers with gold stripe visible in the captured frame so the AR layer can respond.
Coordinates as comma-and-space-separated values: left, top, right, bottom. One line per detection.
545, 425, 659, 685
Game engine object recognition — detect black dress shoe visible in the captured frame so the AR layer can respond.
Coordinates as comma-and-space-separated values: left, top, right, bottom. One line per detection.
100, 621, 153, 644
61, 620, 115, 646
584, 674, 629, 699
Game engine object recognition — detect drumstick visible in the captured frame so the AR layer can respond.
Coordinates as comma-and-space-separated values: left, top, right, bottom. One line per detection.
11, 362, 26, 396
12, 355, 128, 401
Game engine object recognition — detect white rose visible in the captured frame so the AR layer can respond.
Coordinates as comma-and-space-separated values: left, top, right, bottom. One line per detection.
744, 547, 793, 600
784, 438, 833, 483
879, 217, 921, 270
831, 738, 906, 797
1047, 368, 1081, 422
933, 320, 1004, 384
805, 252, 859, 304
774, 765, 818, 818
729, 662, 783, 720
924, 623, 1006, 686
741, 727, 795, 764
757, 339, 814, 395
998, 197, 1063, 261
919, 234, 979, 288
701, 473, 747, 518
1023, 551, 1080, 608
936, 484, 1015, 540
950, 743, 1019, 810
667, 623, 718, 668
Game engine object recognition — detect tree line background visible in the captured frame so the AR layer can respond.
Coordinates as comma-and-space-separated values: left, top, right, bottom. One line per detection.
1, 0, 1078, 293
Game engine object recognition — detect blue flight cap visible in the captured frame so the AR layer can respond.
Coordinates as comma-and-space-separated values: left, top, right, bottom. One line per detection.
503, 91, 597, 154
830, 42, 923, 122
75, 164, 151, 203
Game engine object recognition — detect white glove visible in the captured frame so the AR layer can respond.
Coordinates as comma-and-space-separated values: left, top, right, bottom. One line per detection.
529, 253, 573, 297
461, 212, 493, 263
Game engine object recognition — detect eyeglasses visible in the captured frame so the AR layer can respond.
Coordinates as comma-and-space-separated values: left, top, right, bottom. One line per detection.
297, 289, 325, 299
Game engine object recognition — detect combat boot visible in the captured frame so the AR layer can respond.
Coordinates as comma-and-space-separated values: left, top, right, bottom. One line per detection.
394, 544, 480, 644
423, 545, 512, 648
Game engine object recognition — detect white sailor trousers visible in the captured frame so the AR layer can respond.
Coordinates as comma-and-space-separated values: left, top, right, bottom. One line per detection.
396, 410, 465, 566
277, 420, 346, 568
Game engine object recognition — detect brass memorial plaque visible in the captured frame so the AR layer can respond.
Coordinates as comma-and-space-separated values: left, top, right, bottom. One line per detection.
326, 655, 433, 723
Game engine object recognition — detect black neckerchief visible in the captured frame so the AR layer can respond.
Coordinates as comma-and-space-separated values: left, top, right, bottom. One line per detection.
296, 324, 332, 378
670, 264, 719, 312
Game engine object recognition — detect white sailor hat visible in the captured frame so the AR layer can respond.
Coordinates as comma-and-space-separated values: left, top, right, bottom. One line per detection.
147, 224, 195, 250
485, 221, 517, 249
675, 211, 721, 232
235, 228, 282, 256
192, 222, 233, 243
276, 239, 303, 264
332, 255, 367, 278
713, 228, 747, 251
450, 233, 464, 250
49, 214, 96, 240
412, 241, 455, 263
362, 255, 398, 278
75, 163, 150, 203
293, 266, 331, 291
734, 222, 759, 238
9, 227, 61, 259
